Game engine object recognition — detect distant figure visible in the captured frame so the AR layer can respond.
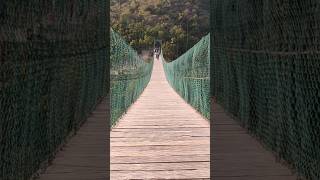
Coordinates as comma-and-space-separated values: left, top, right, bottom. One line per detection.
154, 40, 161, 60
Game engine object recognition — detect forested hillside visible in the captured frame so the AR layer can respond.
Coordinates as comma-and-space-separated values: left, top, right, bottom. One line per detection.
111, 0, 209, 60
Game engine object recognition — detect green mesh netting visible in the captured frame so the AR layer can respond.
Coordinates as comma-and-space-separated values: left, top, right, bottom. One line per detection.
0, 1, 108, 179
110, 29, 153, 127
211, 1, 320, 179
163, 34, 210, 119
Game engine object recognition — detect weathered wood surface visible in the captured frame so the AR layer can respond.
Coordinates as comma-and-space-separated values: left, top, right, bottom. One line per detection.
38, 99, 108, 180
212, 102, 298, 180
110, 59, 210, 179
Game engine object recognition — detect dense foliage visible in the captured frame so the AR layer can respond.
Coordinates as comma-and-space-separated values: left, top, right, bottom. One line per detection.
111, 0, 209, 60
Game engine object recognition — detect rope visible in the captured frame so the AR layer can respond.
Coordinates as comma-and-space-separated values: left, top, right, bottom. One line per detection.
0, 1, 108, 179
163, 34, 210, 119
211, 1, 320, 179
110, 29, 153, 127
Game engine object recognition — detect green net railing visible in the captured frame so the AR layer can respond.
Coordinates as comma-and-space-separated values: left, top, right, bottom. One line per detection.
163, 34, 210, 119
111, 29, 153, 127
211, 1, 320, 179
0, 1, 108, 179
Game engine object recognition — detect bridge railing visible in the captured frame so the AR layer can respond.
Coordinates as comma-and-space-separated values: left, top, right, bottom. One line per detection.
212, 1, 320, 179
110, 29, 153, 127
163, 34, 210, 119
0, 1, 107, 179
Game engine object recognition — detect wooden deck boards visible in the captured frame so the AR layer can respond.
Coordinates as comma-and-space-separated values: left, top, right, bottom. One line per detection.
212, 102, 298, 180
110, 59, 210, 179
38, 99, 108, 180
36, 57, 298, 180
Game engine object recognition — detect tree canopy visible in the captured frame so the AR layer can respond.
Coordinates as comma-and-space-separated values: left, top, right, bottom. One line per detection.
111, 0, 209, 60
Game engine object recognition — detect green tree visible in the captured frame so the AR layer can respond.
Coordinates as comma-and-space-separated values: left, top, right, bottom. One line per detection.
111, 0, 209, 60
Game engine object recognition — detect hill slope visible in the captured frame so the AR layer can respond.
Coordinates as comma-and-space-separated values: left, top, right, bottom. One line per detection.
111, 0, 209, 60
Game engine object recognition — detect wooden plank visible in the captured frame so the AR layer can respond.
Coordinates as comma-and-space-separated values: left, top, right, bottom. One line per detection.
111, 59, 210, 179
111, 139, 210, 146
111, 154, 210, 164
110, 169, 209, 180
212, 102, 298, 180
111, 162, 209, 171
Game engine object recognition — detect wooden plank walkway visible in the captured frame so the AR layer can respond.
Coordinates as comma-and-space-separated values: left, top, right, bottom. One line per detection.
110, 59, 210, 179
38, 98, 108, 180
212, 102, 298, 180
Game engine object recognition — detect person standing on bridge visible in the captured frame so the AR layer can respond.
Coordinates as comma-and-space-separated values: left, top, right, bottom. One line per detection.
154, 40, 161, 60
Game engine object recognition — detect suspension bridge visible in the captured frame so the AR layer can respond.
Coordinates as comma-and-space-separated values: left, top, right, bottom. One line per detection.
2, 1, 320, 180
0, 28, 310, 180
37, 29, 296, 179
38, 30, 297, 180
108, 23, 309, 179
110, 59, 209, 179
